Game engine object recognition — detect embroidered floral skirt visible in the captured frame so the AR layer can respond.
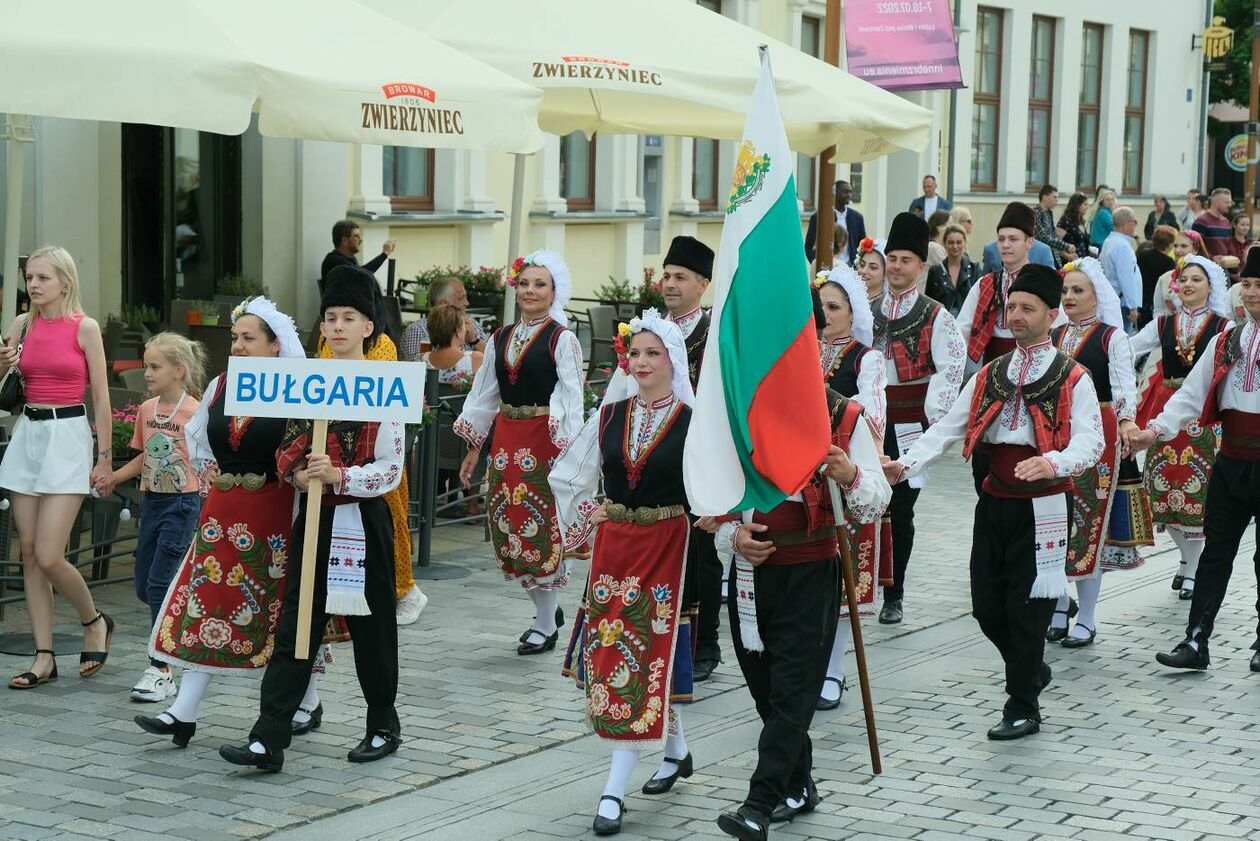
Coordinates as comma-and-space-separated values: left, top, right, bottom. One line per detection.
487, 414, 565, 587
150, 481, 295, 672
1101, 455, 1154, 571
1066, 406, 1119, 580
841, 516, 881, 617
562, 516, 692, 748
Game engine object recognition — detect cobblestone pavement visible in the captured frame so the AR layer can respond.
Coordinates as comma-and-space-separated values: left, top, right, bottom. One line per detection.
1, 452, 1257, 841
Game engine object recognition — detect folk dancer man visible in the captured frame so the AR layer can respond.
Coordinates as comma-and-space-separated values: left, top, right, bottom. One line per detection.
885, 265, 1104, 739
1132, 250, 1260, 672
871, 212, 965, 624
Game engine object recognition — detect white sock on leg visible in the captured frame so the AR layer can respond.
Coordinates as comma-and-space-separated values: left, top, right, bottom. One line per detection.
1069, 576, 1102, 639
600, 748, 640, 818
293, 672, 321, 724
1170, 529, 1204, 586
163, 669, 211, 723
821, 621, 851, 703
652, 706, 688, 780
532, 589, 559, 636
1049, 595, 1071, 630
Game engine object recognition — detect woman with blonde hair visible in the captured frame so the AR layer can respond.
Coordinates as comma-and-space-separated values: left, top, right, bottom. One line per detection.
1089, 188, 1117, 249
0, 245, 115, 688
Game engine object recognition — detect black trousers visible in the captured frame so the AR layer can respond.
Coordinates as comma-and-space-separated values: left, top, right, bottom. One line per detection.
251, 497, 400, 751
728, 556, 839, 815
691, 526, 724, 663
970, 493, 1057, 723
1183, 456, 1260, 646
883, 427, 923, 601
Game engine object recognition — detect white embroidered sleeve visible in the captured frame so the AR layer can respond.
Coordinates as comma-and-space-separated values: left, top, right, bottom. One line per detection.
1106, 331, 1138, 422
902, 375, 975, 481
184, 375, 217, 471
956, 282, 981, 344
925, 308, 966, 424
336, 421, 404, 498
1149, 333, 1220, 440
714, 518, 746, 556
548, 410, 603, 551
547, 329, 587, 450
855, 350, 888, 442
454, 334, 502, 449
839, 420, 891, 524
1043, 376, 1105, 477
1128, 319, 1161, 357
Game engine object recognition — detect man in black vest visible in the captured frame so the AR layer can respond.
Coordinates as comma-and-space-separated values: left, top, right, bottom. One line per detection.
661, 235, 724, 682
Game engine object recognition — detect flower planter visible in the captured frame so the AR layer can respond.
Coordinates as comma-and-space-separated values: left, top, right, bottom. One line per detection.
186, 311, 203, 326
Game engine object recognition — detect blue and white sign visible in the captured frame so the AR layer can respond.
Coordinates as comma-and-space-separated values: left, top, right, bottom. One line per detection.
224, 357, 426, 423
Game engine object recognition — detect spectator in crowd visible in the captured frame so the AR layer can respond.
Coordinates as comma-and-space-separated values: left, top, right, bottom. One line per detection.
1137, 224, 1177, 326
947, 205, 974, 238
1033, 184, 1075, 267
926, 209, 952, 269
1153, 230, 1210, 319
981, 230, 1055, 276
1220, 210, 1253, 282
926, 223, 978, 316
1144, 194, 1179, 240
1175, 189, 1201, 231
1192, 187, 1234, 260
419, 303, 485, 388
399, 276, 487, 362
1089, 188, 1116, 249
321, 219, 396, 283
909, 174, 951, 217
1057, 192, 1092, 258
1099, 206, 1143, 328
805, 180, 866, 264
830, 226, 849, 269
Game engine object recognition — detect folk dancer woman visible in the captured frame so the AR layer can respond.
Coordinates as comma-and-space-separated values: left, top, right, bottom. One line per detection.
1130, 255, 1232, 600
813, 264, 889, 711
1047, 258, 1151, 648
551, 310, 696, 836
854, 236, 888, 307
136, 297, 304, 746
456, 250, 585, 654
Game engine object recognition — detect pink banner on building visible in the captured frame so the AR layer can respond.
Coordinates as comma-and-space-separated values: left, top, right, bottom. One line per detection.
843, 0, 963, 92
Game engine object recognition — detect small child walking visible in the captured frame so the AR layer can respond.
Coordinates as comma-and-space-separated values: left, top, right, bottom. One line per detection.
111, 332, 208, 702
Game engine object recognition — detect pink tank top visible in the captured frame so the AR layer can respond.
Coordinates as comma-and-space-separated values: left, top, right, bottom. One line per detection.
19, 313, 89, 405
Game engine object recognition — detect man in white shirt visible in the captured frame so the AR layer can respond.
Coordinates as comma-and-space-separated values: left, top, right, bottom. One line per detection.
1098, 207, 1143, 330
909, 175, 952, 219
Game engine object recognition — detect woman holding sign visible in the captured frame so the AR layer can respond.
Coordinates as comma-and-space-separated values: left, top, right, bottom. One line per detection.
455, 250, 585, 655
550, 309, 696, 836
135, 297, 303, 746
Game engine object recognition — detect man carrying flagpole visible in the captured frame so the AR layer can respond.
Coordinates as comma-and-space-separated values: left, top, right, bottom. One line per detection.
683, 48, 891, 841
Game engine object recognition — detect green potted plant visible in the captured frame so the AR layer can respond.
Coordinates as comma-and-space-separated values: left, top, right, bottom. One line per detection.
215, 274, 265, 305
192, 300, 221, 326
636, 267, 665, 313
122, 304, 162, 333
413, 265, 506, 314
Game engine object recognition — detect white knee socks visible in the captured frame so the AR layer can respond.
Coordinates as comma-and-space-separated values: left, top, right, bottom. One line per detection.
821, 620, 851, 703
1069, 576, 1102, 640
1050, 595, 1071, 630
601, 748, 640, 818
293, 671, 321, 724
163, 669, 211, 723
651, 706, 688, 780
529, 588, 559, 636
1170, 529, 1203, 587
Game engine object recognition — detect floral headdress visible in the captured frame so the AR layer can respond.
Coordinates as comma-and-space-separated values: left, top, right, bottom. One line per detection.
1177, 255, 1231, 317
507, 249, 573, 324
230, 295, 304, 359
1060, 258, 1123, 328
853, 236, 886, 268
813, 265, 874, 346
604, 308, 695, 407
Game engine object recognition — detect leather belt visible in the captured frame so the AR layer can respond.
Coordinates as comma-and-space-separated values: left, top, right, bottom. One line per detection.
761, 527, 833, 547
212, 472, 273, 492
500, 402, 549, 419
605, 503, 686, 525
24, 404, 86, 421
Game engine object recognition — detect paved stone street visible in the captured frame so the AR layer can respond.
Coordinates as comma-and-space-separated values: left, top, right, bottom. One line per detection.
1, 452, 1258, 841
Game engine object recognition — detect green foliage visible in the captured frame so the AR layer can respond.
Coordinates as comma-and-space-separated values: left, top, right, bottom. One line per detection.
414, 265, 504, 295
217, 274, 265, 298
121, 304, 161, 328
1210, 0, 1252, 109
595, 276, 634, 302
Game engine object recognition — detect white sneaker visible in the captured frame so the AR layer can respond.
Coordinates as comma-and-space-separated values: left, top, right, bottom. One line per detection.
396, 585, 428, 626
130, 666, 175, 702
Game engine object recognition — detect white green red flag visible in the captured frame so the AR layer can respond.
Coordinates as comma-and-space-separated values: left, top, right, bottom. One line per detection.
684, 48, 830, 516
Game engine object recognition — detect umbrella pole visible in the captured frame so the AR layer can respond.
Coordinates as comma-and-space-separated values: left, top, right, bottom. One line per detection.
503, 152, 526, 323
813, 0, 841, 277
2, 115, 30, 328
827, 477, 882, 775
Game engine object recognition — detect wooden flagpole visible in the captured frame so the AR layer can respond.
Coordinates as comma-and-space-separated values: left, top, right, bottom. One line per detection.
294, 418, 329, 660
828, 477, 882, 775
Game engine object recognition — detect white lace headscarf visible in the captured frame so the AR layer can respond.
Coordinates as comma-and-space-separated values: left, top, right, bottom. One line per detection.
815, 264, 874, 346
600, 308, 695, 408
1062, 257, 1123, 329
1180, 255, 1231, 318
514, 249, 572, 325
232, 296, 304, 358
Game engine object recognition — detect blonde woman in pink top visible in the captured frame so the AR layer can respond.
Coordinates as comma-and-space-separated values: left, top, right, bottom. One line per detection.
0, 245, 116, 689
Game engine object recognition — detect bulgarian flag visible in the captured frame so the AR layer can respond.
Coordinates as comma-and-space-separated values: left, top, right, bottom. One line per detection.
684, 48, 830, 516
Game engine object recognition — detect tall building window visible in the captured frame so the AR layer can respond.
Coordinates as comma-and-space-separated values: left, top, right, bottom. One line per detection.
693, 139, 720, 211
1076, 23, 1104, 192
559, 131, 596, 211
382, 147, 434, 211
970, 7, 1003, 191
798, 13, 823, 209
1124, 31, 1150, 193
1026, 16, 1055, 190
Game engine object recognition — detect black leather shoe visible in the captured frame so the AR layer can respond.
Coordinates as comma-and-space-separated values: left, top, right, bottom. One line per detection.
135, 714, 196, 748
816, 677, 845, 711
348, 732, 400, 763
1061, 625, 1096, 649
1250, 651, 1260, 673
1155, 642, 1210, 670
1179, 581, 1195, 601
986, 718, 1040, 740
1045, 598, 1078, 642
693, 656, 721, 682
641, 753, 692, 795
291, 702, 323, 736
717, 805, 769, 841
592, 795, 624, 836
219, 742, 284, 772
517, 630, 558, 655
519, 607, 565, 644
770, 777, 820, 823
878, 599, 903, 625
1171, 574, 1184, 590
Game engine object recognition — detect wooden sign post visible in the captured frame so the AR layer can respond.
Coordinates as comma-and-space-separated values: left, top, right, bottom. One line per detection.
224, 355, 426, 659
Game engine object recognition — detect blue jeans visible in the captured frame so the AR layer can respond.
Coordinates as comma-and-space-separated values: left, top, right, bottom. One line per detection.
135, 492, 201, 664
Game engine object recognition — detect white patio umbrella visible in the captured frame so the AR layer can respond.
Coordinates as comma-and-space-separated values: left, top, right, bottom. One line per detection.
363, 0, 933, 316
0, 0, 544, 323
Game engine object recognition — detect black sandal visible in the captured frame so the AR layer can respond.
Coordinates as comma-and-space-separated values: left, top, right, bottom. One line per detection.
9, 648, 57, 690
79, 612, 114, 678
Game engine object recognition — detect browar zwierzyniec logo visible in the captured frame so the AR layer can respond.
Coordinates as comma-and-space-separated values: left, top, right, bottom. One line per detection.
360, 82, 466, 137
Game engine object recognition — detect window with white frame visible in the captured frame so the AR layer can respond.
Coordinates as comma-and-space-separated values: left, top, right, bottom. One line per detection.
970, 7, 1003, 191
